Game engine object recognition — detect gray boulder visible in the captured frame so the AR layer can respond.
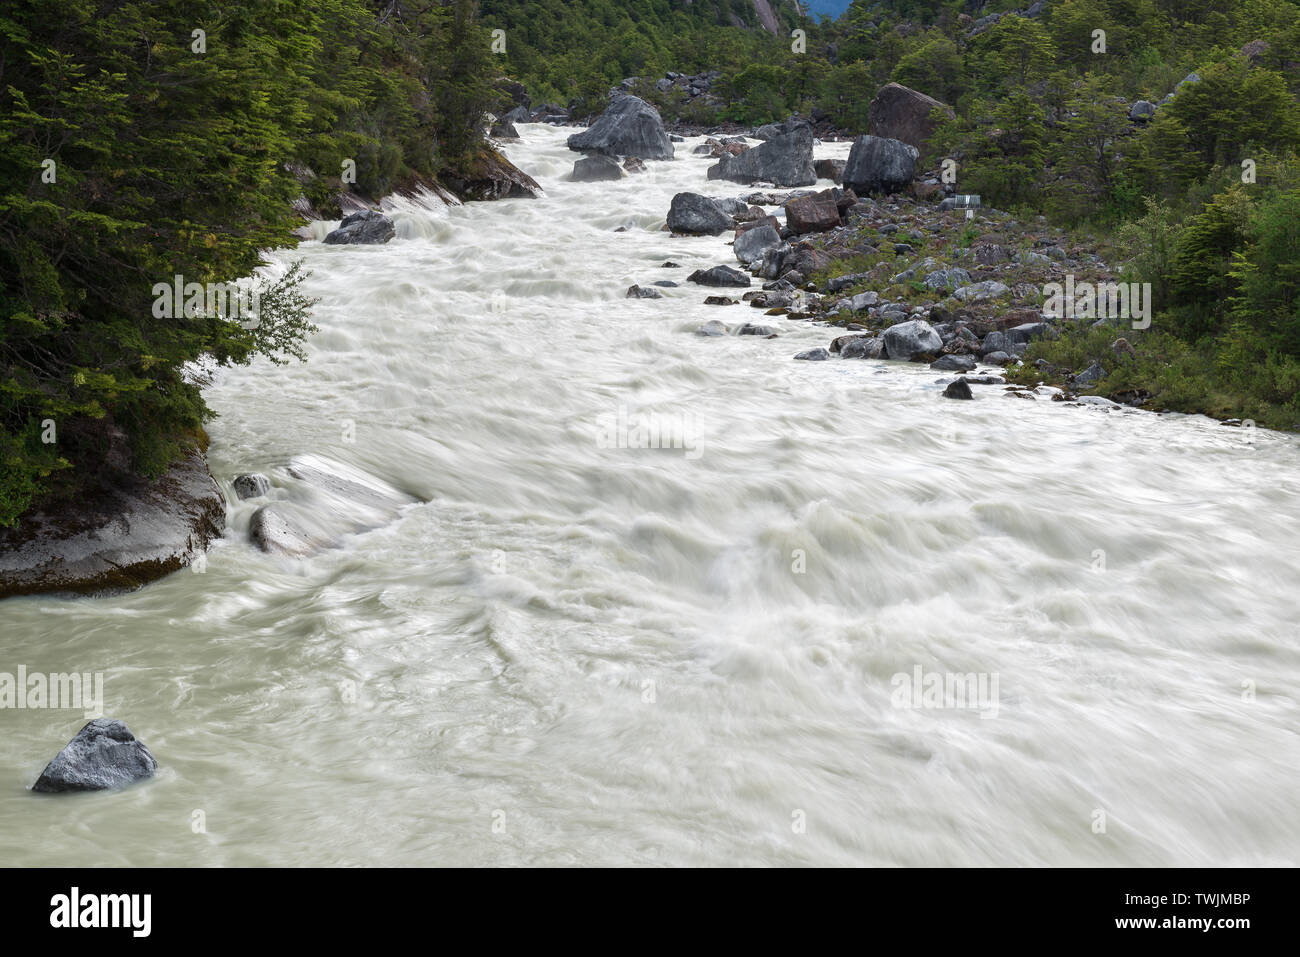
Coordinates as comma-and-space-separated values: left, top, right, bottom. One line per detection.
626, 284, 663, 299
882, 319, 942, 360
667, 192, 731, 235
1129, 100, 1156, 121
943, 378, 974, 400
794, 348, 831, 360
980, 331, 1015, 356
734, 224, 782, 264
707, 127, 816, 187
566, 95, 674, 160
688, 265, 752, 287
842, 135, 919, 195
32, 719, 157, 793
923, 267, 971, 292
842, 336, 884, 359
931, 354, 977, 372
323, 210, 395, 245
1073, 361, 1106, 388
572, 153, 624, 182
232, 473, 270, 500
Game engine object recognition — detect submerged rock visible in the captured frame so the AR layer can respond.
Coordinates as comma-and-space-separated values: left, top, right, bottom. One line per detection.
32, 719, 157, 793
248, 455, 419, 558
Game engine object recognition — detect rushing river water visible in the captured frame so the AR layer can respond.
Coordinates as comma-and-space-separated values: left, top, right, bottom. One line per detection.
3, 125, 1299, 867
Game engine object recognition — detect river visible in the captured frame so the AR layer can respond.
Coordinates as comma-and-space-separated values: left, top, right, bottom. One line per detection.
2, 125, 1298, 866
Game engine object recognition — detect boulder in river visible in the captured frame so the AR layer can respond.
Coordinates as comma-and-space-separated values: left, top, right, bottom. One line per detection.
31, 719, 157, 793
232, 473, 271, 500
842, 135, 918, 195
842, 336, 884, 359
794, 348, 831, 361
707, 127, 816, 187
882, 318, 942, 360
566, 95, 674, 160
572, 153, 624, 182
323, 209, 395, 245
0, 445, 224, 599
626, 284, 663, 299
943, 378, 975, 400
868, 83, 956, 151
931, 354, 977, 372
667, 192, 731, 235
688, 264, 752, 287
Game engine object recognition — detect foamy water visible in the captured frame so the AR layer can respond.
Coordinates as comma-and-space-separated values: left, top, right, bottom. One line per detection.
2, 125, 1298, 866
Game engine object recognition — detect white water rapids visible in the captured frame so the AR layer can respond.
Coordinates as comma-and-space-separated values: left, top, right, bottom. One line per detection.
2, 125, 1299, 866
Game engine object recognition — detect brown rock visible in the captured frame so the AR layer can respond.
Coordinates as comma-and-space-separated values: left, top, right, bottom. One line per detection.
868, 83, 956, 151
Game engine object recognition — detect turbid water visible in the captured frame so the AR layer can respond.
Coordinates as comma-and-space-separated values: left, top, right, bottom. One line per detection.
2, 125, 1298, 866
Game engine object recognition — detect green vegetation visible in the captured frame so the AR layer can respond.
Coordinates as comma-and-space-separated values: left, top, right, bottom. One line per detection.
1, 0, 498, 526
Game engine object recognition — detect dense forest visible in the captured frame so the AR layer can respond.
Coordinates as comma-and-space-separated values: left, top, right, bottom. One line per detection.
0, 0, 493, 526
4, 0, 1300, 528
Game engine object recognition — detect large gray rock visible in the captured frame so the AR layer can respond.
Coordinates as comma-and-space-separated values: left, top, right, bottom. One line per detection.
842, 136, 919, 195
882, 319, 942, 360
842, 336, 884, 359
566, 95, 673, 160
931, 354, 977, 372
667, 192, 731, 235
868, 83, 955, 150
980, 331, 1015, 356
923, 266, 971, 292
323, 210, 395, 245
572, 153, 624, 182
32, 719, 157, 793
0, 446, 224, 598
1128, 100, 1156, 121
707, 127, 816, 187
687, 264, 752, 287
734, 223, 782, 263
951, 280, 1011, 303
